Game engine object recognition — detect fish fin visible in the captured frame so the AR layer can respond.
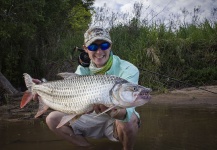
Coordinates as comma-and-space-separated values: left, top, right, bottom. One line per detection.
57, 72, 78, 79
23, 73, 35, 91
94, 105, 117, 118
56, 114, 80, 128
70, 114, 82, 124
34, 97, 49, 118
20, 91, 33, 108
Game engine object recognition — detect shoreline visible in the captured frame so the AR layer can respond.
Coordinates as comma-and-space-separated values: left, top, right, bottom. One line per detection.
150, 85, 217, 106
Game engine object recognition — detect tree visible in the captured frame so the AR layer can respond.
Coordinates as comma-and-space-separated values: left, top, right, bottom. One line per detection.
0, 72, 19, 104
0, 0, 93, 87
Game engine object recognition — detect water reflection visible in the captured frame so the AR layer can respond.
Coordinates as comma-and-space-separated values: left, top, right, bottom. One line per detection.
1, 104, 217, 150
136, 104, 217, 150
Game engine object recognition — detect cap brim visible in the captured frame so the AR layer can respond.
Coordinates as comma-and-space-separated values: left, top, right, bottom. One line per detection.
85, 36, 112, 47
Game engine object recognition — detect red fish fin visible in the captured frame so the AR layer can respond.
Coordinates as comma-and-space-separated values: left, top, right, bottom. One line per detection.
34, 97, 49, 118
20, 91, 33, 108
56, 114, 81, 128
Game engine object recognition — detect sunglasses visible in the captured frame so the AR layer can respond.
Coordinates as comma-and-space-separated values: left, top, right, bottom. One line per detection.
87, 42, 111, 51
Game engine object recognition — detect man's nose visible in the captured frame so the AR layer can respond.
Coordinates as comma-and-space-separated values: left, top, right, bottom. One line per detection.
95, 47, 103, 53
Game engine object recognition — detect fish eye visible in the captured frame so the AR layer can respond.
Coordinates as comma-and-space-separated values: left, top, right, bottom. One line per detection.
133, 87, 138, 91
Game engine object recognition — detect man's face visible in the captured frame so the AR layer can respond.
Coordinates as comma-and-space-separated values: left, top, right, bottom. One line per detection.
83, 40, 111, 68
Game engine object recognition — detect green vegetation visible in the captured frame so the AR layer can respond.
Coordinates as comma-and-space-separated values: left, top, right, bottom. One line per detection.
110, 21, 217, 90
0, 1, 216, 91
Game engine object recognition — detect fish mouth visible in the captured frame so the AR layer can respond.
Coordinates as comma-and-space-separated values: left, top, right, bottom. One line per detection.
132, 92, 151, 107
140, 93, 151, 99
138, 88, 152, 99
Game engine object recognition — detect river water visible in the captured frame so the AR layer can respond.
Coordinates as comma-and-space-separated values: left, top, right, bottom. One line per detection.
1, 104, 217, 150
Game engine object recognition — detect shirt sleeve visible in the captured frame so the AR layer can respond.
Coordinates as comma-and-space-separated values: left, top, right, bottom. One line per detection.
119, 65, 139, 84
75, 65, 90, 75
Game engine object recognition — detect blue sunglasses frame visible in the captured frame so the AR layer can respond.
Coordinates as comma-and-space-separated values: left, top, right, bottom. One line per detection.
87, 42, 111, 51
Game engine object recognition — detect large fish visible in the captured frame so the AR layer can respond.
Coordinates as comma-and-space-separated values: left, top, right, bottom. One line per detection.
20, 73, 151, 128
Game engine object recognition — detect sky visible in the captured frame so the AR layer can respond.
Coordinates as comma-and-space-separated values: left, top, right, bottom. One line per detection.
91, 0, 217, 27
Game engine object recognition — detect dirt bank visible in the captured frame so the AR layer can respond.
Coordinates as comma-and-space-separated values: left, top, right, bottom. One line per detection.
150, 85, 217, 106
0, 85, 217, 121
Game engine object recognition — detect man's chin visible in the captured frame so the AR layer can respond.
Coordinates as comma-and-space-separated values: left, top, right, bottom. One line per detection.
94, 59, 106, 67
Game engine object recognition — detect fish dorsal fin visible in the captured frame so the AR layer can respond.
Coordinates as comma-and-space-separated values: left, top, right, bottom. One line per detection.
34, 96, 49, 118
56, 114, 81, 128
94, 105, 117, 118
57, 72, 78, 79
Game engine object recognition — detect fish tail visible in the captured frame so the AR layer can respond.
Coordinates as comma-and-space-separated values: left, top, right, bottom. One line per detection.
23, 73, 35, 92
20, 91, 33, 108
20, 73, 35, 108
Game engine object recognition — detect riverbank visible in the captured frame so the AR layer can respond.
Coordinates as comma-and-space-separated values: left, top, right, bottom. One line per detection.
150, 85, 217, 106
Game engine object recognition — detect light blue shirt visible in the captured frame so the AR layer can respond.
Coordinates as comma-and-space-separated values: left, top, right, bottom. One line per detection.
75, 55, 140, 122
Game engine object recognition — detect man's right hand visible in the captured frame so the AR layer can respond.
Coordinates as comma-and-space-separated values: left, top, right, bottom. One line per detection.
32, 78, 41, 101
32, 79, 41, 84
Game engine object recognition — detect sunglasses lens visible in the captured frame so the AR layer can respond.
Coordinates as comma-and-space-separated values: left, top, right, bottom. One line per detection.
88, 44, 98, 51
87, 42, 110, 51
101, 42, 110, 50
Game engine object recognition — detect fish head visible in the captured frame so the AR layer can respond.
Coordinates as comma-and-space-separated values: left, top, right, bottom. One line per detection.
111, 82, 151, 108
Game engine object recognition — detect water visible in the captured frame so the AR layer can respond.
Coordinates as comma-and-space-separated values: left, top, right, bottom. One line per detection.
136, 105, 217, 150
1, 104, 217, 150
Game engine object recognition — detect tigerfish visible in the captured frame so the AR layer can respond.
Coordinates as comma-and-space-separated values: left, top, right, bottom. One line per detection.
20, 73, 151, 128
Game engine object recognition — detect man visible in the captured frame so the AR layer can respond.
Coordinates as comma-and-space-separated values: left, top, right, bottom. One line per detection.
45, 27, 140, 150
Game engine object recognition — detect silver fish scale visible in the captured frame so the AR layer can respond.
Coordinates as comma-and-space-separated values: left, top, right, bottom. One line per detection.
32, 75, 126, 114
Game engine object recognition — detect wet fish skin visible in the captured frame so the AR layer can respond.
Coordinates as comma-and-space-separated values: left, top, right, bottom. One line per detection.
20, 73, 151, 128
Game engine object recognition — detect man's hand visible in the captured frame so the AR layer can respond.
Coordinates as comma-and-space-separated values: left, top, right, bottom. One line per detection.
32, 79, 41, 84
93, 104, 127, 120
32, 78, 41, 101
93, 104, 108, 114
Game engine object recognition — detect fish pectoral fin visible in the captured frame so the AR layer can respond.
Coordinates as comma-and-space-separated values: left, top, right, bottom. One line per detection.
34, 96, 49, 118
57, 72, 78, 79
94, 105, 117, 118
56, 114, 80, 128
70, 114, 82, 124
